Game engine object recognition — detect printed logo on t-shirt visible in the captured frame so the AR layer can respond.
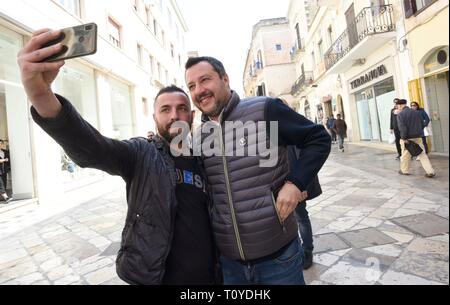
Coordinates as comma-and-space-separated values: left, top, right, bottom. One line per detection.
184, 170, 194, 185
175, 168, 206, 192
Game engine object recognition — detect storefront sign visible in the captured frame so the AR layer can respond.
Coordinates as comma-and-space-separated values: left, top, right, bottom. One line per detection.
350, 65, 388, 89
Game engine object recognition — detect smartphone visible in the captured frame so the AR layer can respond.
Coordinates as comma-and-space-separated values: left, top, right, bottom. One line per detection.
41, 23, 97, 62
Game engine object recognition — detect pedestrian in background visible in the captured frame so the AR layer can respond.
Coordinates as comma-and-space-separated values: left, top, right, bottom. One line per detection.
280, 100, 323, 270
0, 140, 12, 204
410, 102, 431, 155
327, 115, 337, 144
147, 130, 155, 141
390, 98, 402, 160
332, 114, 347, 152
396, 99, 436, 178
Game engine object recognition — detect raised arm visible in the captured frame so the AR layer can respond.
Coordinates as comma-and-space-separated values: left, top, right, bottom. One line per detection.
18, 28, 138, 179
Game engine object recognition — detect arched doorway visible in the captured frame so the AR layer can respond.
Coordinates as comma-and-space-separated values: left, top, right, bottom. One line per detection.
422, 46, 449, 153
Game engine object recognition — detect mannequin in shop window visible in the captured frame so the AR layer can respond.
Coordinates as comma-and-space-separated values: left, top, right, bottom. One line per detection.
0, 140, 12, 204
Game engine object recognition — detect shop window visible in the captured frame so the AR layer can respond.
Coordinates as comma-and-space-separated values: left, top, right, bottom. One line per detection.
110, 78, 133, 140
54, 62, 100, 183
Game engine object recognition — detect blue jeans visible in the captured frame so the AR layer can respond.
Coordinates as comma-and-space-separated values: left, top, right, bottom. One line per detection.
220, 238, 306, 285
294, 202, 314, 252
338, 134, 345, 149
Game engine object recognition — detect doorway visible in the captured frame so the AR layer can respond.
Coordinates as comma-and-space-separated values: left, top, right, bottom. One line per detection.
425, 71, 449, 153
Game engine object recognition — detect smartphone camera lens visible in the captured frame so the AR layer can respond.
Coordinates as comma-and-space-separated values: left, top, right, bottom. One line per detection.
85, 25, 93, 31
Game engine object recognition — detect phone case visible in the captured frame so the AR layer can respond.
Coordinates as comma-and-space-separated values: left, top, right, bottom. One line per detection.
42, 23, 97, 62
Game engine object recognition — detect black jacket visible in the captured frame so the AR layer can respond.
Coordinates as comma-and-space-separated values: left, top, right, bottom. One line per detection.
397, 107, 425, 140
390, 108, 399, 132
0, 149, 10, 175
31, 95, 216, 285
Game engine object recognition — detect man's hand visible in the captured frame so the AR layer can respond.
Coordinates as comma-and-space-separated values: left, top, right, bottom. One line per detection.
17, 28, 65, 118
276, 182, 308, 222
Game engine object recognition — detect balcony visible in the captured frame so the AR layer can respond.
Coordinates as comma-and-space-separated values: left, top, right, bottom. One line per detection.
291, 71, 314, 96
324, 5, 395, 74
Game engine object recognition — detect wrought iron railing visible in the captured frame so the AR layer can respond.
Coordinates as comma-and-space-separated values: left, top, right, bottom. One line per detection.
291, 71, 314, 96
324, 5, 395, 71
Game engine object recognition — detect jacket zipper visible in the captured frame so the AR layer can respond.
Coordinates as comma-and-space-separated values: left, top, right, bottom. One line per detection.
271, 192, 287, 233
219, 123, 246, 261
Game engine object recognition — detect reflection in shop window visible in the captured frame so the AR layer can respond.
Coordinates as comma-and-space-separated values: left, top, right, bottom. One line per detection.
53, 62, 101, 183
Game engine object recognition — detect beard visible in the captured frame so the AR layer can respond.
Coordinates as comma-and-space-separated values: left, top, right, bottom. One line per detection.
156, 119, 192, 143
196, 92, 228, 119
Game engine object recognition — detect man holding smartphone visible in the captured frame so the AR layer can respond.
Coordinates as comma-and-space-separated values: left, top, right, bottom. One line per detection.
17, 29, 218, 285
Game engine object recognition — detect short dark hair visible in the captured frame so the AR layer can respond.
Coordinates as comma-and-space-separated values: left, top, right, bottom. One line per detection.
154, 85, 190, 105
185, 56, 227, 78
393, 98, 400, 103
396, 99, 408, 105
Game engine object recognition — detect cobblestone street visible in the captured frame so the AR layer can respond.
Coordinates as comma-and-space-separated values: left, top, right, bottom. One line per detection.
0, 144, 448, 285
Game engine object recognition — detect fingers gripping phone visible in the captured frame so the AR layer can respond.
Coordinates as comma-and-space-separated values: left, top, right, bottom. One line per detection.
42, 23, 97, 62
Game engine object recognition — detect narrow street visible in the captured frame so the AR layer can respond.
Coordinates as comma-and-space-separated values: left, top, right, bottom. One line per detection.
0, 144, 448, 285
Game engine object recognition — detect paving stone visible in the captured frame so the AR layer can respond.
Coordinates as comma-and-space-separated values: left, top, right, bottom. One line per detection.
16, 272, 45, 285
378, 270, 444, 285
84, 265, 117, 285
313, 253, 340, 267
47, 233, 101, 261
359, 217, 384, 228
338, 228, 397, 248
99, 277, 128, 285
328, 248, 352, 257
390, 213, 449, 237
79, 257, 114, 275
381, 231, 414, 244
363, 244, 404, 258
47, 265, 73, 281
402, 202, 441, 212
100, 242, 121, 257
303, 262, 328, 284
313, 233, 350, 253
369, 208, 397, 219
390, 238, 449, 284
391, 208, 423, 218
319, 260, 381, 285
40, 257, 63, 272
0, 248, 29, 265
343, 249, 396, 271
54, 275, 81, 285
